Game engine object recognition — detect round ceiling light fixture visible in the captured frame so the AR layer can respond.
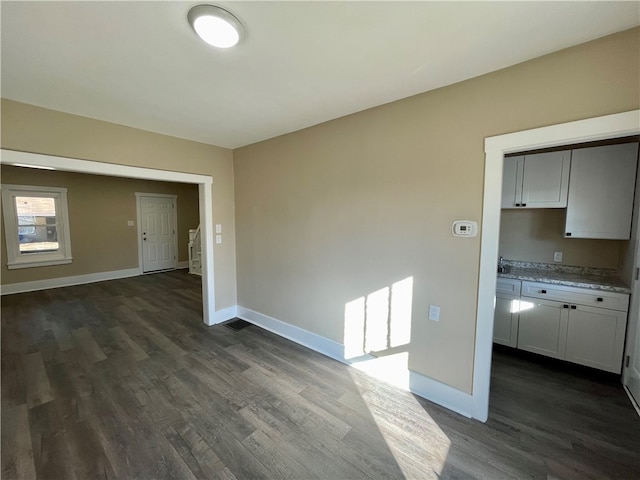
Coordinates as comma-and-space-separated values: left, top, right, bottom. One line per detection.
188, 4, 244, 48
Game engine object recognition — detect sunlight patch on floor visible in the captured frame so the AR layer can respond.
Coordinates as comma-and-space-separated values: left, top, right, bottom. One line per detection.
348, 353, 451, 479
351, 351, 411, 390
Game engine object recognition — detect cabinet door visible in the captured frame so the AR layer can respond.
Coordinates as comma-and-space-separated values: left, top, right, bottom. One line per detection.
565, 305, 627, 373
520, 151, 570, 208
493, 295, 519, 347
517, 297, 568, 359
565, 143, 639, 239
501, 156, 524, 208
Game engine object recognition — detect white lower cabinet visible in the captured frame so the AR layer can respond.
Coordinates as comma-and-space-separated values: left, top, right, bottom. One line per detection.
565, 305, 628, 373
517, 297, 568, 360
494, 279, 629, 373
494, 296, 519, 348
493, 279, 521, 348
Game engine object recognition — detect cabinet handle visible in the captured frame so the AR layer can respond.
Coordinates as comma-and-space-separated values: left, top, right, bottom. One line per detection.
563, 304, 569, 309
566, 232, 572, 237
596, 297, 604, 302
521, 203, 527, 207
515, 203, 521, 207
571, 305, 577, 309
541, 289, 547, 294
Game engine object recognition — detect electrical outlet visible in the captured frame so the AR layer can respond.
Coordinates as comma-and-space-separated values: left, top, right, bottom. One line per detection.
553, 251, 563, 263
428, 304, 440, 321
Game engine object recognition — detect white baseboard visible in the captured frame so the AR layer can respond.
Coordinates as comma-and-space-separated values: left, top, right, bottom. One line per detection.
409, 371, 473, 418
1, 268, 140, 295
236, 306, 474, 418
210, 305, 238, 325
237, 306, 348, 363
176, 260, 189, 269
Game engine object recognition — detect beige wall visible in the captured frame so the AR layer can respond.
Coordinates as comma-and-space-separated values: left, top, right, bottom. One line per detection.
1, 166, 199, 284
0, 99, 237, 309
234, 28, 640, 393
499, 209, 625, 270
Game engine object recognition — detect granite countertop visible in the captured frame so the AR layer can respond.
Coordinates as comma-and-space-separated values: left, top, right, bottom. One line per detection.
497, 260, 631, 294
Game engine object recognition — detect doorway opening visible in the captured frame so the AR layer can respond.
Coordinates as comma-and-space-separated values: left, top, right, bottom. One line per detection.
473, 110, 640, 421
0, 149, 217, 325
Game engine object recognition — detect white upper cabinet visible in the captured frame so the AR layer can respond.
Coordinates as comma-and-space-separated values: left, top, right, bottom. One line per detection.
501, 151, 570, 209
501, 156, 524, 208
565, 143, 639, 240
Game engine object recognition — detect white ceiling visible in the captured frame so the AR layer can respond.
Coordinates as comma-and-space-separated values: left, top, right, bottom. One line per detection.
2, 1, 639, 149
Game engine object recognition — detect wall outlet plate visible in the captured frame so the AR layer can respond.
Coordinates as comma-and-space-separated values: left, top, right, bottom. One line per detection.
429, 304, 440, 321
553, 251, 563, 262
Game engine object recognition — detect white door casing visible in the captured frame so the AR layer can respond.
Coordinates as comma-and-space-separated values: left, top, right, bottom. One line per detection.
137, 194, 177, 273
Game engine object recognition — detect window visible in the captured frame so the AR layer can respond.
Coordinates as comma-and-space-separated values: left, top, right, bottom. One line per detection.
2, 185, 72, 269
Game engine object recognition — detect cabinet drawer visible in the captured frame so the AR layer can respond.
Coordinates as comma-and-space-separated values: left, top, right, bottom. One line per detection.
521, 281, 629, 312
496, 278, 521, 296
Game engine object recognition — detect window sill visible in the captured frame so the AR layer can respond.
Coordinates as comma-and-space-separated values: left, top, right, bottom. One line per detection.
7, 257, 73, 270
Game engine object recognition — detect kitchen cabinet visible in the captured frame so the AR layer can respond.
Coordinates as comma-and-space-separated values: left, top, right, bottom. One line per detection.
501, 151, 570, 209
517, 296, 569, 359
565, 305, 627, 373
519, 281, 629, 373
493, 279, 521, 347
565, 142, 639, 240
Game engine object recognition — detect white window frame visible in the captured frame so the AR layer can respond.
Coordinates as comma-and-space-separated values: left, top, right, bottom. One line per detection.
1, 184, 73, 269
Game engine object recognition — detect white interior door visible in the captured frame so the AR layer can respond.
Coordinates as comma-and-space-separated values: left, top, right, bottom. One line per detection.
139, 194, 176, 273
623, 247, 640, 414
622, 158, 640, 416
623, 302, 640, 412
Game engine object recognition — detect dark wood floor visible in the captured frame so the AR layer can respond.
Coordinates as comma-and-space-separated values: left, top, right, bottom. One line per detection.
2, 270, 639, 480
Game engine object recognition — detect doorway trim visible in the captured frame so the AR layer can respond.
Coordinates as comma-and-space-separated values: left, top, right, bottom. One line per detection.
135, 193, 178, 274
0, 149, 217, 325
473, 109, 640, 421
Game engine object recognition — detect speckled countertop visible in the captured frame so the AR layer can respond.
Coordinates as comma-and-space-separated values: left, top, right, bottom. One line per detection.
497, 260, 631, 294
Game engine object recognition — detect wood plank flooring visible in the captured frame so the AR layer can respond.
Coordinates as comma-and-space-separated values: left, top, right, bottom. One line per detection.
2, 270, 639, 479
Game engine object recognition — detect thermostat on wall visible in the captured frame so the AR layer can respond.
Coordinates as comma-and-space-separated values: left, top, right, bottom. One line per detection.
452, 220, 478, 237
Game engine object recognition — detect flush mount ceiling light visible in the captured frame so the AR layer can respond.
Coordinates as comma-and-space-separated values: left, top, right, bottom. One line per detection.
188, 4, 244, 49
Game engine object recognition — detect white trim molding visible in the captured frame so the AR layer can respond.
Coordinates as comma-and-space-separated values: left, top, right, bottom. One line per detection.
213, 305, 239, 324
474, 110, 640, 422
199, 182, 216, 326
1, 267, 140, 295
1, 184, 73, 269
238, 307, 348, 362
237, 306, 474, 417
0, 149, 217, 325
409, 371, 473, 418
